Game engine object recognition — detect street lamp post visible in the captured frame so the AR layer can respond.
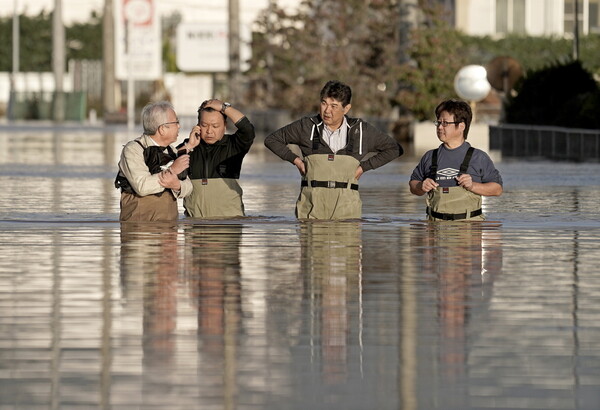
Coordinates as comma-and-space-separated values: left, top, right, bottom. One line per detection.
573, 0, 580, 60
53, 0, 65, 121
9, 0, 19, 119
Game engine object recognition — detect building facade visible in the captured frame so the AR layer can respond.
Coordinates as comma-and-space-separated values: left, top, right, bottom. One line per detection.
455, 0, 599, 37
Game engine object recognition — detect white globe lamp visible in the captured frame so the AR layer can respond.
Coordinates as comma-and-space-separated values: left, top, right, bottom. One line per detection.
454, 65, 491, 122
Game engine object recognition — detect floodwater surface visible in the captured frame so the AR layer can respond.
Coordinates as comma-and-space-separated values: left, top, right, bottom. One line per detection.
1, 126, 600, 409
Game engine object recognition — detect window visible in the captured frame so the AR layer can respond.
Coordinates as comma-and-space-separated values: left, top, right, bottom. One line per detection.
589, 0, 600, 33
496, 0, 526, 34
565, 0, 600, 34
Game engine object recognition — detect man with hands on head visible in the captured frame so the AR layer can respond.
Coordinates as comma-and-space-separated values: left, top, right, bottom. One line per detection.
409, 99, 503, 221
177, 98, 255, 218
115, 101, 199, 222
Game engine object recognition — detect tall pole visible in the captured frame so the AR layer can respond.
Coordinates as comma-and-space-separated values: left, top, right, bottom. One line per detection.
228, 0, 241, 100
9, 0, 19, 119
573, 0, 580, 60
52, 0, 65, 121
126, 20, 135, 130
11, 0, 19, 93
103, 0, 117, 118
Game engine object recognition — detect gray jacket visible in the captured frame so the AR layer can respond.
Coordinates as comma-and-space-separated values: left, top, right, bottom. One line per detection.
264, 114, 403, 172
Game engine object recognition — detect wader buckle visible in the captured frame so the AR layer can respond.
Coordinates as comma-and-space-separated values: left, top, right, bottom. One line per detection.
301, 180, 359, 191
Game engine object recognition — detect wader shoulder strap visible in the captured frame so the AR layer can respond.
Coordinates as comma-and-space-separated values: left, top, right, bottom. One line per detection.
459, 147, 475, 174
428, 148, 438, 180
311, 126, 320, 152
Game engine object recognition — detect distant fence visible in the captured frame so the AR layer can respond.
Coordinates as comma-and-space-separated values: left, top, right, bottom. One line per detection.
490, 124, 600, 162
8, 91, 87, 121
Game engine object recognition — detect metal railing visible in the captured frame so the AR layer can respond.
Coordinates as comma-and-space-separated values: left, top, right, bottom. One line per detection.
490, 124, 600, 161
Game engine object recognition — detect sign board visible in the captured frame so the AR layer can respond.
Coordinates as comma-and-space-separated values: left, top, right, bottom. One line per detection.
176, 23, 229, 72
114, 0, 162, 80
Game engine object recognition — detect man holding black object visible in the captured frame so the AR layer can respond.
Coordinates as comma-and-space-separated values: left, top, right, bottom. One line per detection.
115, 101, 197, 222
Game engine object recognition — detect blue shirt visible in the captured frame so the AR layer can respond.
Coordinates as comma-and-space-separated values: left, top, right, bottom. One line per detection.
410, 142, 503, 188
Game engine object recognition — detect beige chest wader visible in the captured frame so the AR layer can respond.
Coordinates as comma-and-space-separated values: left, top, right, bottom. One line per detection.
296, 154, 361, 220
425, 146, 484, 221
184, 178, 244, 218
426, 187, 484, 221
120, 191, 178, 222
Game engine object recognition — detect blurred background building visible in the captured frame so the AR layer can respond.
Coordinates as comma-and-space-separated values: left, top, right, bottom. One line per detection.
0, 0, 595, 121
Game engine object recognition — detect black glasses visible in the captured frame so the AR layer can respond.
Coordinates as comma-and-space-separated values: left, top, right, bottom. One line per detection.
434, 120, 460, 127
160, 120, 180, 128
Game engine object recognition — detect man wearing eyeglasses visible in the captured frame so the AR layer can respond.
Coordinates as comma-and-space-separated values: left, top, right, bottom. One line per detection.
409, 99, 503, 221
264, 80, 403, 219
115, 101, 198, 221
176, 99, 255, 218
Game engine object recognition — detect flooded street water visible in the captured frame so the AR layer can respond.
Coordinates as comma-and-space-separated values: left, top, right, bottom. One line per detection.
1, 125, 600, 409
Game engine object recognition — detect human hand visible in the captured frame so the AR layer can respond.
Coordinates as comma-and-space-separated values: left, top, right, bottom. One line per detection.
354, 166, 364, 180
201, 98, 223, 111
187, 125, 201, 149
169, 154, 190, 175
293, 157, 306, 176
420, 178, 438, 193
456, 173, 473, 191
158, 169, 181, 190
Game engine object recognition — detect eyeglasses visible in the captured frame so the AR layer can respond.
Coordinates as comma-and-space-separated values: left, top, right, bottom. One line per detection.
434, 120, 460, 127
160, 120, 180, 128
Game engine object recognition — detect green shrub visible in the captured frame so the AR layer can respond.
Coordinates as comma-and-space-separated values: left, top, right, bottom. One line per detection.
504, 60, 600, 129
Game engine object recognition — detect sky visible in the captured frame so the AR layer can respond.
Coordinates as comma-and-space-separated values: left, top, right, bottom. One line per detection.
0, 0, 301, 25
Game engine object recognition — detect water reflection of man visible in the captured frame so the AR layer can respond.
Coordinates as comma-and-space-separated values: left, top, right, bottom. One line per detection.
265, 80, 403, 220
409, 99, 503, 221
411, 223, 502, 407
115, 101, 198, 221
177, 99, 256, 218
184, 224, 243, 399
119, 223, 181, 404
300, 222, 363, 384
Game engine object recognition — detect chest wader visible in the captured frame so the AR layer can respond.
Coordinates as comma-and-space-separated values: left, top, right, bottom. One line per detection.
118, 142, 180, 222
296, 154, 361, 220
426, 147, 484, 221
184, 178, 244, 218
120, 191, 178, 222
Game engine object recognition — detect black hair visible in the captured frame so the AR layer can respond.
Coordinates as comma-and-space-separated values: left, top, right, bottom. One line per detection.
435, 99, 472, 139
197, 100, 227, 124
320, 80, 352, 106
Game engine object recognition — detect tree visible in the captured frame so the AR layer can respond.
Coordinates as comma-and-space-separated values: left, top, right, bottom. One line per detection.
0, 11, 102, 72
66, 11, 103, 61
246, 0, 403, 117
504, 60, 600, 129
395, 0, 466, 121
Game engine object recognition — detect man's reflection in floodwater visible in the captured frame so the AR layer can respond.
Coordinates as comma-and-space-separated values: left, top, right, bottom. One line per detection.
184, 224, 243, 408
300, 221, 363, 385
119, 222, 181, 405
119, 223, 244, 408
410, 222, 503, 408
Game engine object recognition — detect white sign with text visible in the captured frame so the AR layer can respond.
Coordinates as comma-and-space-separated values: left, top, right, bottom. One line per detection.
114, 0, 162, 80
176, 23, 229, 73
